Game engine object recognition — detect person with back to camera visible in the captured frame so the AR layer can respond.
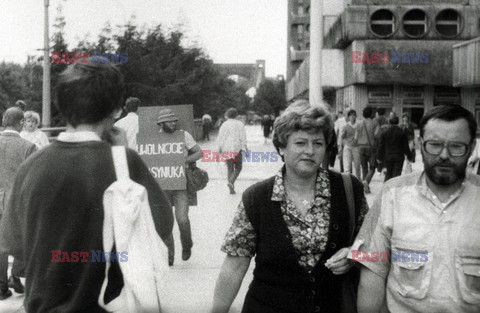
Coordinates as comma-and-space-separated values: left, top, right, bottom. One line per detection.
114, 96, 140, 150
212, 99, 369, 313
0, 58, 174, 312
261, 114, 273, 144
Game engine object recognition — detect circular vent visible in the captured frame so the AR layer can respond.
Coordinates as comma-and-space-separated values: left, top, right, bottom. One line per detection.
370, 9, 397, 38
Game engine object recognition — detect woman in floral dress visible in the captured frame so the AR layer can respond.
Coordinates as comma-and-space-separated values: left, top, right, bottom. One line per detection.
212, 100, 369, 313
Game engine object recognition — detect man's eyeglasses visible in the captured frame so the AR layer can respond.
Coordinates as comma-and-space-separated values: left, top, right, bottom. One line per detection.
422, 140, 470, 157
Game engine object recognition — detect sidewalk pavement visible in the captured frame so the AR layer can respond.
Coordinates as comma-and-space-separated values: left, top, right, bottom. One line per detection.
0, 125, 425, 313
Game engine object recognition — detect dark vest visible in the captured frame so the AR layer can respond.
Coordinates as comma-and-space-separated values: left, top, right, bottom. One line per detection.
242, 170, 364, 313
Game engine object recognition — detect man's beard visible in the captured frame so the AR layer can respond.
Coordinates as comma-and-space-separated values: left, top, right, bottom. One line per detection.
162, 124, 176, 133
424, 158, 467, 186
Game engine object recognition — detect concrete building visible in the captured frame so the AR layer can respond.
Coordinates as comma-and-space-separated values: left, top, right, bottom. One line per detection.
287, 0, 480, 129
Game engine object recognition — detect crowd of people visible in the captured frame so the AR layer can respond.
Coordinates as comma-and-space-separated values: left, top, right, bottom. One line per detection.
0, 59, 479, 313
333, 107, 419, 192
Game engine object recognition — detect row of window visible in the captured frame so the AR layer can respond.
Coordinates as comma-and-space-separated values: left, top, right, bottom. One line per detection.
371, 9, 462, 38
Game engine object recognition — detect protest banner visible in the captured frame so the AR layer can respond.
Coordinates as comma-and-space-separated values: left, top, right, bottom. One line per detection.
137, 105, 194, 190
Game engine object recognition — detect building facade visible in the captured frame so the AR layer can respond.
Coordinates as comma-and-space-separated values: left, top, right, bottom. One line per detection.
287, 0, 480, 130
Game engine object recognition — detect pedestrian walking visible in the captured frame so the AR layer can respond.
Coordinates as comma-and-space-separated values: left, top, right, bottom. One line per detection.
341, 109, 361, 179
114, 96, 140, 149
261, 114, 273, 144
202, 113, 213, 141
401, 113, 417, 174
373, 108, 387, 129
468, 138, 480, 175
0, 107, 37, 300
334, 110, 347, 172
20, 110, 50, 149
377, 116, 413, 181
0, 60, 174, 312
355, 105, 480, 313
157, 108, 202, 265
216, 108, 248, 194
356, 107, 377, 193
212, 100, 368, 313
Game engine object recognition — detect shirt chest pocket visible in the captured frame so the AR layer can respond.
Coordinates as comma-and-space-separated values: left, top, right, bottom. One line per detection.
390, 241, 432, 300
456, 250, 480, 304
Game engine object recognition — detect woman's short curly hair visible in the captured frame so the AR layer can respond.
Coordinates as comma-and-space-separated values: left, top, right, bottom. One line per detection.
273, 100, 335, 156
24, 110, 41, 126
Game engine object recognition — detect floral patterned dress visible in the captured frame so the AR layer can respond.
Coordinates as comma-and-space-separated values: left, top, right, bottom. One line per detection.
222, 167, 369, 273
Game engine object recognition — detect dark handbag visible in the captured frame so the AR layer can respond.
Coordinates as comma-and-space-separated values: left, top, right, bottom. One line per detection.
340, 173, 359, 313
185, 163, 209, 192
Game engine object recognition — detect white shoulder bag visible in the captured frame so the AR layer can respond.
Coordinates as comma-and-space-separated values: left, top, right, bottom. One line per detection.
99, 146, 166, 313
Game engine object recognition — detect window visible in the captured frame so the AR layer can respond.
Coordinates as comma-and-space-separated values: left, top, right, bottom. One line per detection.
434, 86, 461, 106
403, 86, 424, 106
297, 24, 304, 34
368, 86, 393, 103
370, 9, 396, 38
435, 9, 462, 38
297, 5, 304, 16
297, 24, 304, 39
403, 9, 428, 38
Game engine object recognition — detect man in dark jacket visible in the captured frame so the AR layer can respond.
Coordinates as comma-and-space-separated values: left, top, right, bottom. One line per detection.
0, 107, 37, 300
377, 116, 413, 181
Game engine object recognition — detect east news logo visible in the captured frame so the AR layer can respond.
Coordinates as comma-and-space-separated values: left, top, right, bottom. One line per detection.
351, 51, 429, 64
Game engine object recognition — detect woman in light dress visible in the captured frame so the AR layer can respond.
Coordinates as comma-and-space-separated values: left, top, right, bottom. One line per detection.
20, 111, 49, 149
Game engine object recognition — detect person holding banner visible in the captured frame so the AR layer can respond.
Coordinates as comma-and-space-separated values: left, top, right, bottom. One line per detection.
157, 108, 203, 266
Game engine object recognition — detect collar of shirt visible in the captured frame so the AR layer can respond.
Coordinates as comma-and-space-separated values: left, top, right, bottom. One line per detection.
271, 166, 331, 202
2, 129, 20, 135
416, 171, 467, 209
57, 131, 102, 142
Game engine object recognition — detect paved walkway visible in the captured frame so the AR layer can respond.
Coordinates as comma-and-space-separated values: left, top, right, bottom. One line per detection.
0, 125, 424, 313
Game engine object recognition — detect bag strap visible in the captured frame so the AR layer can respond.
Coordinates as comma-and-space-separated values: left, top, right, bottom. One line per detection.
112, 146, 130, 180
341, 173, 356, 245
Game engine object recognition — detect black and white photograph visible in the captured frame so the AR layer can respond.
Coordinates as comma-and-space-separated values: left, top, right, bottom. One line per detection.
1, 0, 480, 312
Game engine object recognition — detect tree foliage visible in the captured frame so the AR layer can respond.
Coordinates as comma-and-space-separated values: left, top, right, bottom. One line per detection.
251, 79, 286, 116
0, 7, 250, 125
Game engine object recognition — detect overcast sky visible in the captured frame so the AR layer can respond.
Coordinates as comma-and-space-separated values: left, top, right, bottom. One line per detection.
1, 0, 343, 77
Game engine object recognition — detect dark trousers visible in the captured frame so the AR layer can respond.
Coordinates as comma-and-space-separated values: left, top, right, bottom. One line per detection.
339, 145, 344, 172
359, 146, 376, 184
202, 123, 211, 141
227, 152, 243, 185
384, 159, 404, 182
163, 190, 192, 255
0, 253, 24, 291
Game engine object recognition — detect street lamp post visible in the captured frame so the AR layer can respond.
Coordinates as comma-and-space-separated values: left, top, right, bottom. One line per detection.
309, 0, 324, 109
42, 0, 51, 127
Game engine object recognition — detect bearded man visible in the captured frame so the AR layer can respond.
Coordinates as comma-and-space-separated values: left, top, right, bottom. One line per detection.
352, 105, 480, 313
156, 108, 202, 266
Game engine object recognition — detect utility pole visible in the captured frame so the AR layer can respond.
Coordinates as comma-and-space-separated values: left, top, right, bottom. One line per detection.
42, 0, 51, 127
309, 0, 324, 109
